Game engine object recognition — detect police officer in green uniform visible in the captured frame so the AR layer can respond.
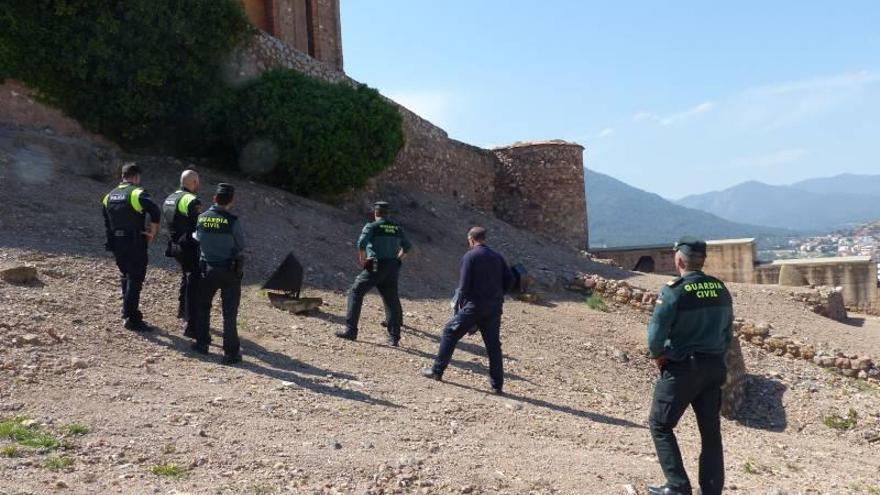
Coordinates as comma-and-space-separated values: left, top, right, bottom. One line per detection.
192, 183, 245, 365
162, 170, 202, 338
336, 201, 413, 346
646, 236, 733, 495
102, 163, 161, 332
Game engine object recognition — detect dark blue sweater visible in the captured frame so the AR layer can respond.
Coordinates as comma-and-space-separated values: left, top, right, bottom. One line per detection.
458, 245, 513, 308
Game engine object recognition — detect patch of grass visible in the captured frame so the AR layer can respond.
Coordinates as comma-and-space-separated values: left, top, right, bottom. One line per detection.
585, 294, 609, 312
823, 408, 858, 431
45, 455, 73, 470
151, 463, 187, 479
253, 485, 277, 495
866, 485, 880, 495
0, 417, 60, 450
743, 460, 760, 475
64, 423, 90, 436
1, 445, 19, 457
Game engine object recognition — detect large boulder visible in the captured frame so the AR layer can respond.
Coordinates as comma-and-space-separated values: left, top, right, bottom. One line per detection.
0, 265, 38, 284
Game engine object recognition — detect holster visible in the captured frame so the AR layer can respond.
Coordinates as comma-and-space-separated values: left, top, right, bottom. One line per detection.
234, 256, 245, 279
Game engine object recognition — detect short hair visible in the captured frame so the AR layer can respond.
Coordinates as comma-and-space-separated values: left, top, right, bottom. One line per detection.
215, 192, 234, 206
121, 163, 141, 179
180, 169, 198, 187
374, 204, 389, 216
677, 250, 706, 271
468, 226, 488, 242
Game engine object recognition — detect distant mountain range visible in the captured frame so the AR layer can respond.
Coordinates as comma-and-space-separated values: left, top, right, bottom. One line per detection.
585, 169, 790, 248
677, 173, 880, 232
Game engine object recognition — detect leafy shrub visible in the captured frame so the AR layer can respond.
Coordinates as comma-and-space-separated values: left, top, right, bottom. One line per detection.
0, 0, 251, 144
221, 69, 404, 196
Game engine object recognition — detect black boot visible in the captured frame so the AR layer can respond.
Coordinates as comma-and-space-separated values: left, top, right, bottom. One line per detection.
124, 318, 152, 333
420, 368, 441, 381
220, 353, 242, 365
335, 329, 357, 341
647, 485, 692, 495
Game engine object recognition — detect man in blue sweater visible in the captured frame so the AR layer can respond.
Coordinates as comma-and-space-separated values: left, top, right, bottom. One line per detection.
422, 226, 514, 394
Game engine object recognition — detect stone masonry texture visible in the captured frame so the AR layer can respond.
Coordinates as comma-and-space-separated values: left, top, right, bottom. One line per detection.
232, 33, 590, 250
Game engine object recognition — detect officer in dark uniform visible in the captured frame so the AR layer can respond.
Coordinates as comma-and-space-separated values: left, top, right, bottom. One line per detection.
102, 163, 161, 332
421, 226, 513, 394
336, 201, 413, 346
646, 236, 733, 495
162, 170, 202, 338
192, 183, 245, 365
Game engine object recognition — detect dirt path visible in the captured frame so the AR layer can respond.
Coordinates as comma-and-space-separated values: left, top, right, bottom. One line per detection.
1, 249, 879, 495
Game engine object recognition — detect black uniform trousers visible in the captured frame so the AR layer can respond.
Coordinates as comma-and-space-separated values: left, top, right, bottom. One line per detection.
649, 353, 727, 495
175, 245, 200, 332
196, 264, 241, 358
113, 241, 148, 324
345, 259, 402, 338
431, 301, 504, 391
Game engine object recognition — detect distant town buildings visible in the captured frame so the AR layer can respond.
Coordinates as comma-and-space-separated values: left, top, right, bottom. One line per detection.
767, 221, 880, 284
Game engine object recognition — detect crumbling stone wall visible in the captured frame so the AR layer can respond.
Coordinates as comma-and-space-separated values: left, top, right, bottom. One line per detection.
756, 257, 878, 314
493, 142, 587, 249
233, 34, 589, 248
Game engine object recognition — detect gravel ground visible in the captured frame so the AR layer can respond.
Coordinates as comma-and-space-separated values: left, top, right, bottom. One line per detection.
2, 135, 880, 494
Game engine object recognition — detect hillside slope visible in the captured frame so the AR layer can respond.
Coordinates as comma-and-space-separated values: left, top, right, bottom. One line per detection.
2, 128, 880, 494
792, 173, 880, 196
585, 169, 788, 248
678, 180, 880, 232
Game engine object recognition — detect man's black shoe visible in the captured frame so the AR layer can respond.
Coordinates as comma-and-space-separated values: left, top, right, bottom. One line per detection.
190, 342, 209, 355
335, 330, 357, 341
124, 319, 152, 333
420, 368, 441, 381
220, 354, 242, 365
387, 336, 400, 347
647, 485, 692, 495
183, 327, 197, 339
491, 387, 505, 396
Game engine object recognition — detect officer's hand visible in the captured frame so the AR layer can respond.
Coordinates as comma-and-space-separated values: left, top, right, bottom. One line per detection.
143, 231, 155, 243
654, 356, 669, 371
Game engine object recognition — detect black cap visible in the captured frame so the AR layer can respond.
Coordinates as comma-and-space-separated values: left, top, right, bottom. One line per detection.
216, 183, 235, 196
674, 236, 707, 256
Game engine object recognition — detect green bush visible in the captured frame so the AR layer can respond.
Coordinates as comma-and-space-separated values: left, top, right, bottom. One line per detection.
0, 0, 251, 144
222, 69, 404, 196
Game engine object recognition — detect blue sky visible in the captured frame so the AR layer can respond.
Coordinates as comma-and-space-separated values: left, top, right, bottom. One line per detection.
340, 1, 880, 199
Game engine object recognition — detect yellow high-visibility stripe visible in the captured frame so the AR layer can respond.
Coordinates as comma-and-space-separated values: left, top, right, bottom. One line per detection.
130, 187, 144, 213
102, 194, 109, 207
178, 193, 196, 216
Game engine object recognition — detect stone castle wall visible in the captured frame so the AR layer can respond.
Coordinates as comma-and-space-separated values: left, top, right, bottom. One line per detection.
233, 33, 589, 249
493, 142, 588, 249
756, 258, 879, 313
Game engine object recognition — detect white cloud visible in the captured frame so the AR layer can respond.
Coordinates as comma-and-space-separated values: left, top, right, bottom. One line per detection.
631, 102, 715, 126
384, 89, 462, 129
632, 111, 657, 122
658, 101, 715, 126
596, 127, 615, 138
730, 148, 810, 168
729, 71, 880, 130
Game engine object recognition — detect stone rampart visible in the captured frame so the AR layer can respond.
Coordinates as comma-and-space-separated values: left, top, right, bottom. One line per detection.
233, 33, 588, 248
493, 141, 587, 249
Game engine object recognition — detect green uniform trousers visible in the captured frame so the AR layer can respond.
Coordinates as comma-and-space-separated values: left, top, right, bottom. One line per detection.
649, 353, 726, 495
